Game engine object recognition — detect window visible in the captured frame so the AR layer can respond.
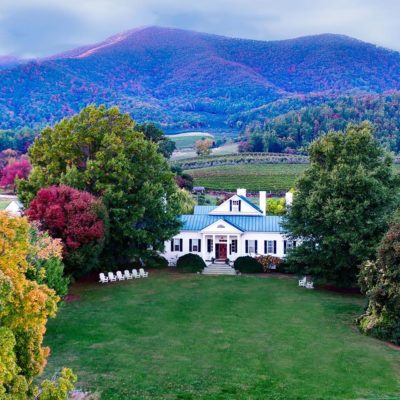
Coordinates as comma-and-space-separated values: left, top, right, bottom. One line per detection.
284, 240, 296, 254
264, 240, 277, 254
230, 239, 238, 254
173, 238, 182, 252
232, 200, 241, 212
246, 240, 257, 254
230, 199, 241, 212
207, 239, 213, 253
190, 239, 201, 252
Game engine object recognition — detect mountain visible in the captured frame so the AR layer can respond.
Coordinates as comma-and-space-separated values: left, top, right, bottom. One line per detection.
1, 26, 400, 131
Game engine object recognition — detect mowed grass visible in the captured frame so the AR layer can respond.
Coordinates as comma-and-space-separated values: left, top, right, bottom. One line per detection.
186, 164, 308, 191
44, 272, 400, 400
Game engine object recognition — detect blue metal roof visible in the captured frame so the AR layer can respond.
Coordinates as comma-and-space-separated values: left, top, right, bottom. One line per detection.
237, 195, 263, 213
193, 205, 216, 215
180, 214, 284, 232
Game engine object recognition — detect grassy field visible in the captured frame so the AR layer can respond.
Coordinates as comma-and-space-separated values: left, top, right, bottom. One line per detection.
186, 164, 308, 192
44, 272, 400, 399
168, 132, 214, 149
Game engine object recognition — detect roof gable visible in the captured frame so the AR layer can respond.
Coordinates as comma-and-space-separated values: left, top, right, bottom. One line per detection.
200, 218, 244, 234
209, 194, 262, 216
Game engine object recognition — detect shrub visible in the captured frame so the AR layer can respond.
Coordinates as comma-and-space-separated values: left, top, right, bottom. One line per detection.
255, 255, 283, 272
176, 253, 206, 273
146, 254, 169, 269
234, 256, 263, 273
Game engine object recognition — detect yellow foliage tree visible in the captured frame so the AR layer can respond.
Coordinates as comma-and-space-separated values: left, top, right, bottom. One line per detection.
0, 211, 75, 399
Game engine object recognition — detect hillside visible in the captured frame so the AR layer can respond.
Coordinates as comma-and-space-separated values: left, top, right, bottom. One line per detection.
1, 26, 400, 131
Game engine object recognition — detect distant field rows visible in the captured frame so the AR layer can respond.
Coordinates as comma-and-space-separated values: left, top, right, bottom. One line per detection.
186, 164, 308, 191
187, 164, 400, 192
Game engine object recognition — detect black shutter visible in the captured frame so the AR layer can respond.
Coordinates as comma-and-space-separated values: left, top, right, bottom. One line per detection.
273, 241, 277, 254
189, 239, 192, 252
207, 239, 212, 252
171, 240, 174, 251
264, 240, 267, 254
239, 201, 241, 212
293, 240, 297, 248
255, 241, 258, 254
180, 238, 183, 252
284, 240, 287, 254
245, 240, 248, 253
198, 240, 201, 252
229, 244, 232, 254
229, 200, 232, 211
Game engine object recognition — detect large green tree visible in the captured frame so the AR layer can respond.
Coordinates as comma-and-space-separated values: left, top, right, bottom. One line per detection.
18, 105, 181, 264
136, 123, 176, 159
283, 123, 400, 286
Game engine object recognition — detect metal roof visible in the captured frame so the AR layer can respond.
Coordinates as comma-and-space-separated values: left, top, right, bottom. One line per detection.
180, 214, 284, 232
193, 205, 216, 214
237, 195, 263, 213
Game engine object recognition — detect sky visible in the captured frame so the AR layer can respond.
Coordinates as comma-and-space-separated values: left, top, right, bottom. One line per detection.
1, 0, 400, 58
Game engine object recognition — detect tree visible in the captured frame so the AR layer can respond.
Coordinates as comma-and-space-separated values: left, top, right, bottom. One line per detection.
283, 123, 400, 286
27, 224, 69, 296
26, 186, 106, 277
195, 139, 213, 156
136, 123, 176, 159
18, 105, 181, 265
0, 159, 31, 192
266, 198, 286, 215
0, 211, 75, 398
357, 216, 400, 345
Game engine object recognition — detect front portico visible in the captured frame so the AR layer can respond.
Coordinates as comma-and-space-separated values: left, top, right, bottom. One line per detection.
200, 218, 243, 261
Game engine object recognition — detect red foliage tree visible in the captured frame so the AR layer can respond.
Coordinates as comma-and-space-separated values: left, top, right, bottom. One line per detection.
0, 159, 31, 190
26, 186, 105, 275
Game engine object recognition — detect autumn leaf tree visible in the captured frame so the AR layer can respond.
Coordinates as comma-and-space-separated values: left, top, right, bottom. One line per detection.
0, 211, 76, 399
26, 185, 107, 277
195, 139, 213, 156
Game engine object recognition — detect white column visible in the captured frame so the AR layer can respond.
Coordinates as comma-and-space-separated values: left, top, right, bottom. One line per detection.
201, 234, 206, 261
227, 234, 230, 256
212, 234, 216, 259
238, 235, 242, 257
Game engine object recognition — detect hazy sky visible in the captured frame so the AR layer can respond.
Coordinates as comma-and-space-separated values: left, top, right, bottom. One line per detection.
1, 0, 400, 57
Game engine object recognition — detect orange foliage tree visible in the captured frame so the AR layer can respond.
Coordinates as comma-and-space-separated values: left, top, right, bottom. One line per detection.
0, 211, 75, 399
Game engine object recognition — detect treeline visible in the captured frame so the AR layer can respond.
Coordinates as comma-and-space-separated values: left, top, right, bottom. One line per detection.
0, 127, 37, 152
240, 93, 400, 153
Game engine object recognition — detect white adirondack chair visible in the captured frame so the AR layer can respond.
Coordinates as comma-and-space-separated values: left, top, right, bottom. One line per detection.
108, 272, 117, 282
131, 269, 140, 279
139, 268, 149, 278
306, 281, 314, 289
298, 277, 307, 287
124, 270, 133, 280
99, 273, 109, 283
116, 271, 125, 281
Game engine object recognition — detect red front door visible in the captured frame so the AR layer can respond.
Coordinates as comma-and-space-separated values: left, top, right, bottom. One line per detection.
217, 243, 227, 259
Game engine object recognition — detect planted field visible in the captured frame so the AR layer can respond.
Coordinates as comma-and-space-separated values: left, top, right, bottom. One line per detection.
186, 164, 308, 191
44, 272, 400, 399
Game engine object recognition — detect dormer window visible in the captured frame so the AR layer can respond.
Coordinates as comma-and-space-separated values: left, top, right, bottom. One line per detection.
232, 200, 241, 212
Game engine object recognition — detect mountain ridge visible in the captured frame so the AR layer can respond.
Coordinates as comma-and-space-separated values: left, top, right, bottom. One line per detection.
1, 26, 400, 131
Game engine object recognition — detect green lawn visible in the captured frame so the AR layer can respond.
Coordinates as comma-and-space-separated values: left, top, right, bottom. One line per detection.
186, 164, 308, 191
44, 272, 400, 399
168, 132, 214, 149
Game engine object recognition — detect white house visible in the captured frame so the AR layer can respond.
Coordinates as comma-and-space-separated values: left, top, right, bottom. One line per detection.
3, 198, 24, 217
162, 189, 296, 272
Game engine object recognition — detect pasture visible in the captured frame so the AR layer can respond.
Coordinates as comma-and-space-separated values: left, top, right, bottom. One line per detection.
43, 272, 400, 399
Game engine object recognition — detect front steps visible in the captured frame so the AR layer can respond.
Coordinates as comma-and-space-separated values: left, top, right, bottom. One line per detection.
202, 263, 237, 275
